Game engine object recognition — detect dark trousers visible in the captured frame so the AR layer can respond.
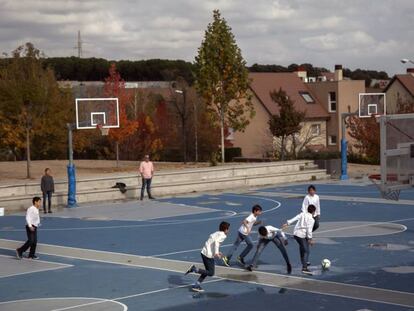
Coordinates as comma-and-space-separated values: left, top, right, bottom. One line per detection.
43, 191, 52, 212
17, 226, 37, 257
250, 235, 290, 267
294, 236, 310, 269
197, 253, 215, 283
227, 232, 253, 260
140, 178, 152, 199
313, 215, 320, 231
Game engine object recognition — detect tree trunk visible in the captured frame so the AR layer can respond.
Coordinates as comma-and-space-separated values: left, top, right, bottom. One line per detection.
26, 127, 31, 179
116, 141, 120, 168
280, 136, 285, 161
220, 110, 225, 164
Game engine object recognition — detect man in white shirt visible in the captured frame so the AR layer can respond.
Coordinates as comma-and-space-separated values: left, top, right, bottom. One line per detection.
185, 221, 230, 292
222, 204, 262, 266
246, 225, 292, 274
283, 204, 316, 275
16, 197, 41, 260
301, 185, 320, 231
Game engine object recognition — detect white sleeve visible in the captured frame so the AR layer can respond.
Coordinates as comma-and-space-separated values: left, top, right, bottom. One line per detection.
26, 208, 32, 227
287, 214, 301, 225
302, 196, 308, 213
316, 195, 321, 216
306, 217, 314, 239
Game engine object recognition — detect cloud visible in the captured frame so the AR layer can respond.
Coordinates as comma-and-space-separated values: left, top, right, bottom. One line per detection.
0, 0, 412, 74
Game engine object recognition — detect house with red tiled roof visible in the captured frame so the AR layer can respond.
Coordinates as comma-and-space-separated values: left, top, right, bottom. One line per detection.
231, 72, 329, 158
384, 69, 414, 114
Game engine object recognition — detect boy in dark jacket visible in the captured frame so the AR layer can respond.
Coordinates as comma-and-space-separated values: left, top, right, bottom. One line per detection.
41, 168, 55, 213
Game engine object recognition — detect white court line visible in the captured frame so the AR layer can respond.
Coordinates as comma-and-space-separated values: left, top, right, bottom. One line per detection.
314, 218, 414, 235
0, 297, 127, 311
50, 279, 223, 311
0, 239, 413, 308
152, 217, 414, 257
0, 194, 281, 232
0, 254, 73, 279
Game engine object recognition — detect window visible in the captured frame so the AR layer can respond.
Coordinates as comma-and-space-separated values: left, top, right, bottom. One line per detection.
299, 91, 314, 103
329, 135, 337, 145
310, 124, 321, 136
328, 92, 337, 112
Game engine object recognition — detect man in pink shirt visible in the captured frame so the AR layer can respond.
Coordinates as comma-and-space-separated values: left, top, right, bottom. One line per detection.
139, 154, 155, 200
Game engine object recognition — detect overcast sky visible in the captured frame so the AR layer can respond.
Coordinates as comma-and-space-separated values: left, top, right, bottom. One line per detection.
1, 0, 413, 75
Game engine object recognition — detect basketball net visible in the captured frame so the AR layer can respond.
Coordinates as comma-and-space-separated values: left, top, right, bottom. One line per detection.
97, 124, 110, 136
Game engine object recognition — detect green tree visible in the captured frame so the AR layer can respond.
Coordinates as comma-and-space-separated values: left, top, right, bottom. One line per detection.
194, 9, 254, 163
268, 88, 306, 161
0, 43, 72, 177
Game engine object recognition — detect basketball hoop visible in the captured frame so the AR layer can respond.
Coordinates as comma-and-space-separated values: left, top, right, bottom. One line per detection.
368, 174, 401, 201
97, 124, 110, 136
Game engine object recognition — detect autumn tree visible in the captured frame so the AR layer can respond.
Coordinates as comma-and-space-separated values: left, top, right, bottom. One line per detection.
347, 116, 380, 162
0, 43, 72, 176
103, 63, 139, 166
194, 9, 254, 163
268, 88, 306, 161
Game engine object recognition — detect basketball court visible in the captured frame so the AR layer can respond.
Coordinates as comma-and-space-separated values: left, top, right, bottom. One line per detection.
1, 179, 414, 311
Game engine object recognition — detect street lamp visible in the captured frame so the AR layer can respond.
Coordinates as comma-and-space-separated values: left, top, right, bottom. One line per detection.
400, 58, 414, 64
175, 89, 199, 162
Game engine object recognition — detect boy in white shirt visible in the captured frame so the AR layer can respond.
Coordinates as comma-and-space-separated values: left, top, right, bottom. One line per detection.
185, 221, 230, 292
246, 225, 292, 274
301, 185, 320, 231
283, 204, 316, 275
222, 204, 263, 266
16, 197, 41, 260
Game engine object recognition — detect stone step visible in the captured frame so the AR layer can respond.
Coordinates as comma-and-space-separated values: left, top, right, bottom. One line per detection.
0, 168, 329, 213
0, 160, 317, 197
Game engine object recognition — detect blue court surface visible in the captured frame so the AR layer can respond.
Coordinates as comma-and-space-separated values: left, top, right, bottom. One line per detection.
1, 180, 414, 311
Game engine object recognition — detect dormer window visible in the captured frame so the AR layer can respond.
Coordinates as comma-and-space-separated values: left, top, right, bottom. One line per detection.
299, 91, 314, 103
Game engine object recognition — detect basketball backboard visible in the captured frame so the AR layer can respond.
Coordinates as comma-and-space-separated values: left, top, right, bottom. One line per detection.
75, 98, 119, 129
359, 93, 386, 118
370, 113, 414, 200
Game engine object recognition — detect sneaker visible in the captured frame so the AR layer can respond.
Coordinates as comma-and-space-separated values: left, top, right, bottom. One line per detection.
222, 256, 230, 267
302, 268, 313, 275
246, 265, 253, 272
237, 256, 245, 265
185, 265, 196, 275
191, 285, 204, 292
149, 196, 156, 200
15, 249, 22, 260
28, 255, 40, 260
287, 263, 292, 274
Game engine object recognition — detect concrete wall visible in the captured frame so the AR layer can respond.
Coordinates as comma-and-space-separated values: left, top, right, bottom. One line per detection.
232, 96, 273, 158
0, 161, 329, 213
308, 80, 365, 151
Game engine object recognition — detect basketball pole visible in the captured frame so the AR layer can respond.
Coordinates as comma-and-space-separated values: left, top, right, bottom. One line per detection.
67, 123, 77, 208
340, 112, 357, 180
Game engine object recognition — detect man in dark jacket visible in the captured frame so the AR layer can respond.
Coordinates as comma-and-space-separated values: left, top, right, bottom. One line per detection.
40, 168, 55, 214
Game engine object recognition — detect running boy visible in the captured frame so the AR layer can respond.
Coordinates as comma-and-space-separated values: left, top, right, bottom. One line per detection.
283, 204, 316, 275
16, 197, 41, 260
246, 225, 292, 274
185, 221, 230, 292
302, 185, 320, 231
222, 204, 263, 266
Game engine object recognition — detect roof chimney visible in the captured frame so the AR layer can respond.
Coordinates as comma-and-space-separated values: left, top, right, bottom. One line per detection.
295, 65, 307, 82
407, 68, 414, 76
334, 64, 343, 81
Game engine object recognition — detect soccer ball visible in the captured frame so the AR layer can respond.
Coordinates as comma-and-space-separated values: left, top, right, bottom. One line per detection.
321, 258, 331, 270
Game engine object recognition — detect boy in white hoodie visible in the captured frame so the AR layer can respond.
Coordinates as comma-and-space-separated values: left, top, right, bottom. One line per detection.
283, 204, 316, 275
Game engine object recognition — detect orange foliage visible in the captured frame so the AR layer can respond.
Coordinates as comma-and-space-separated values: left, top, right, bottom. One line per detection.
104, 63, 139, 142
